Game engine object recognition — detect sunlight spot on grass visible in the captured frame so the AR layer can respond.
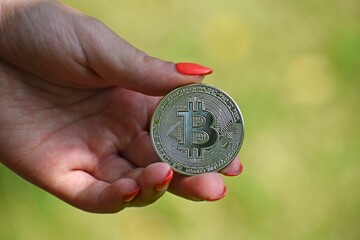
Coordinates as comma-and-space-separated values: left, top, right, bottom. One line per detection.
247, 128, 303, 194
202, 13, 252, 63
284, 54, 336, 106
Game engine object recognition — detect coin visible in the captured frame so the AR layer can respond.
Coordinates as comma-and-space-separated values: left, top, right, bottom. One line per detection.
150, 84, 244, 175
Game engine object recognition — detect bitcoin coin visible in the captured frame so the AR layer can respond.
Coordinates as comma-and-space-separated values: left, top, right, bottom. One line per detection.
150, 84, 244, 175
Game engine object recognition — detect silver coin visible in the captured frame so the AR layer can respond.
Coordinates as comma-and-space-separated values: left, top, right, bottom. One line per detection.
150, 84, 244, 175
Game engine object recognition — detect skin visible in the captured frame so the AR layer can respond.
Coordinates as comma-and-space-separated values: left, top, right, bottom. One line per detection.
0, 0, 242, 213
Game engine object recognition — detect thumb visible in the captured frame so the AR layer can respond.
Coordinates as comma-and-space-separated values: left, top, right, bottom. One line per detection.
76, 18, 212, 95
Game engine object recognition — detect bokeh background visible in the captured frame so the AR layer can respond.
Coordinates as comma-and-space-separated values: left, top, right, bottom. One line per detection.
1, 0, 359, 239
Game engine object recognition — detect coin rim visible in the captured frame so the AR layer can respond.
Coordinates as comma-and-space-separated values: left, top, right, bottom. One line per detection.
150, 83, 245, 175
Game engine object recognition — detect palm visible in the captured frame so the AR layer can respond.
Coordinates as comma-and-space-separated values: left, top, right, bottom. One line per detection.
0, 65, 165, 210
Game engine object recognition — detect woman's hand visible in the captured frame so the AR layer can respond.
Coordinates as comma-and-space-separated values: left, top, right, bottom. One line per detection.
0, 0, 242, 213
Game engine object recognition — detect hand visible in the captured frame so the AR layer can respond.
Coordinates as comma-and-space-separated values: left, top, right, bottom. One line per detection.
0, 0, 243, 213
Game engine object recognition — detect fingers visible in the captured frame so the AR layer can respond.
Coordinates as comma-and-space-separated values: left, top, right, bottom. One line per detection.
0, 1, 206, 92
127, 162, 174, 207
52, 162, 173, 213
168, 158, 243, 201
113, 159, 243, 208
219, 156, 243, 176
169, 172, 227, 201
45, 158, 243, 213
74, 17, 205, 95
51, 170, 140, 213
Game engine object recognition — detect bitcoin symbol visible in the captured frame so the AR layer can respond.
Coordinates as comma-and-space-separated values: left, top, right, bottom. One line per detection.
177, 101, 218, 158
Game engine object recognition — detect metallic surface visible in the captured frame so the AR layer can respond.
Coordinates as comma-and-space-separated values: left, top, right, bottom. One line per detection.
151, 84, 244, 175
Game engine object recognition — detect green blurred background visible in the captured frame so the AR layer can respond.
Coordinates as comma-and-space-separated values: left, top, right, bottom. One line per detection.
1, 0, 359, 239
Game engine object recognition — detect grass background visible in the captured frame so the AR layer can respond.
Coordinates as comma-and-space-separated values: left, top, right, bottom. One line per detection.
1, 0, 359, 239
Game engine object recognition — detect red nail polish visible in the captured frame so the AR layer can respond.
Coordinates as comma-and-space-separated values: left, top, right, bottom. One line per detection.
176, 62, 213, 76
155, 170, 174, 192
206, 186, 228, 202
123, 188, 140, 202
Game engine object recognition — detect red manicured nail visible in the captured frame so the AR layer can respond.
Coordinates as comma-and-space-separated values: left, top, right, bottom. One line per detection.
123, 188, 140, 202
155, 170, 174, 192
206, 186, 228, 202
176, 62, 213, 76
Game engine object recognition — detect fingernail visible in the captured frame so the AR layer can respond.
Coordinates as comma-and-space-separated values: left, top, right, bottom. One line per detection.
206, 186, 228, 202
155, 170, 174, 192
224, 162, 244, 176
176, 62, 213, 76
123, 187, 140, 202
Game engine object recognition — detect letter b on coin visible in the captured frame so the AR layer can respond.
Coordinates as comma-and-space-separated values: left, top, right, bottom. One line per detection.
177, 101, 218, 158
